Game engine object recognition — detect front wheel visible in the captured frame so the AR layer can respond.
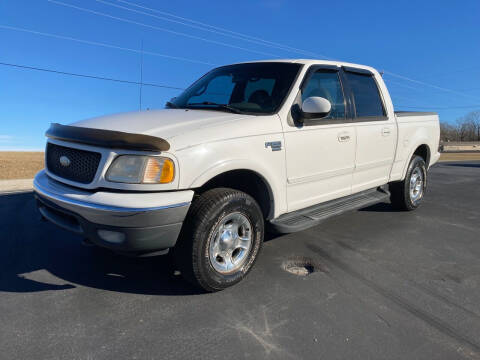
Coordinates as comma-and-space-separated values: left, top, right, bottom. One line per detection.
174, 188, 264, 292
389, 155, 427, 211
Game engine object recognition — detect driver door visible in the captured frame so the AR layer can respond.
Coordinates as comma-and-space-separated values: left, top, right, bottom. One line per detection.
284, 67, 356, 212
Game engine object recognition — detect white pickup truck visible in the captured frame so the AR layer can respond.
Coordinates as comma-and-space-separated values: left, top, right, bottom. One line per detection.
34, 59, 440, 291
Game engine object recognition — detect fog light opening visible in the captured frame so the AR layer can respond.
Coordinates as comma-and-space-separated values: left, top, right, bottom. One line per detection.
97, 230, 126, 244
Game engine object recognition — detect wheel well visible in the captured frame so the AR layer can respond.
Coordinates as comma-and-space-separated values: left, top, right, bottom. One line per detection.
413, 144, 430, 167
195, 170, 274, 219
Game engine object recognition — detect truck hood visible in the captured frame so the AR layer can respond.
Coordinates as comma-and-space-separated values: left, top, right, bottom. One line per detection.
72, 109, 252, 142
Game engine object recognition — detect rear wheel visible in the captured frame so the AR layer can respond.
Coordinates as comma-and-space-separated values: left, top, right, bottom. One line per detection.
390, 155, 427, 211
174, 188, 264, 292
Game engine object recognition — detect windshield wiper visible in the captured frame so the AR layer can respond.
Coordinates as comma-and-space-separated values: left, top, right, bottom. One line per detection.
186, 101, 245, 114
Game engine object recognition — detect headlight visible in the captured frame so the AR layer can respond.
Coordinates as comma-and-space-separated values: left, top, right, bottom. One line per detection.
106, 155, 175, 184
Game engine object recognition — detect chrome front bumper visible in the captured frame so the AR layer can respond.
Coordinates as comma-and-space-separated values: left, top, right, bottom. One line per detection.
33, 170, 193, 254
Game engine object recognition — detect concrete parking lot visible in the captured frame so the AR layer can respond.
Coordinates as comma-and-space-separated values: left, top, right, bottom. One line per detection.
1, 162, 479, 360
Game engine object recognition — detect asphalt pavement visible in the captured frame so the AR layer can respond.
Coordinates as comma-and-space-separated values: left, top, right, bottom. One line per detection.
1, 161, 479, 360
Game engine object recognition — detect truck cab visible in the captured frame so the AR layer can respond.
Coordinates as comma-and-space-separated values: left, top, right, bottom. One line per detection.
34, 59, 441, 291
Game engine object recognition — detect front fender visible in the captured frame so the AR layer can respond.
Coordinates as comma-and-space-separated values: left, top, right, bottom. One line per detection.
191, 159, 284, 218
190, 158, 274, 188
175, 137, 287, 218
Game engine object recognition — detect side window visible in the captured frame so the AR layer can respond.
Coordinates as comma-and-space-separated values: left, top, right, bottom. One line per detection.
344, 72, 385, 118
301, 71, 345, 119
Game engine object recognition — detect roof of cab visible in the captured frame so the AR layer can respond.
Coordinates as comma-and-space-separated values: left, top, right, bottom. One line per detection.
235, 59, 379, 75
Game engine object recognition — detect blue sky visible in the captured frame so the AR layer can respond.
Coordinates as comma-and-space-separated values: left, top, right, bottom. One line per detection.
1, 0, 479, 150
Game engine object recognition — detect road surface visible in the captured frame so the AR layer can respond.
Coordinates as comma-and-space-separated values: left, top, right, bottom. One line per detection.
1, 161, 479, 359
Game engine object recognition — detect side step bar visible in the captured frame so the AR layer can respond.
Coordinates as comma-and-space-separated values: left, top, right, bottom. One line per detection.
269, 187, 390, 234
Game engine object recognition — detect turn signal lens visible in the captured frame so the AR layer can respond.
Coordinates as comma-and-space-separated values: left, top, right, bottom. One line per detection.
106, 155, 175, 184
160, 158, 174, 183
142, 157, 174, 183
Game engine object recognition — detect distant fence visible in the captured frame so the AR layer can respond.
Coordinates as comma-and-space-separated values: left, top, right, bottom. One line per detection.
440, 142, 480, 152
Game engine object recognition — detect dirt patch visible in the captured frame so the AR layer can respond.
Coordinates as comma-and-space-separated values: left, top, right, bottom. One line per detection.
0, 152, 44, 180
439, 152, 480, 162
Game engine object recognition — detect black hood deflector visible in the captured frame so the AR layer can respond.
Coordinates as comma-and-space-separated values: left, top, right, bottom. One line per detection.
45, 123, 170, 152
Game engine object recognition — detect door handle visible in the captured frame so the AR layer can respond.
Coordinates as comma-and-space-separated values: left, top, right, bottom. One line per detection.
382, 127, 391, 136
338, 132, 351, 142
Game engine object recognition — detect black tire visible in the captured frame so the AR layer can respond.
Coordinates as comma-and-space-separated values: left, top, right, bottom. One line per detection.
174, 188, 264, 292
389, 155, 427, 211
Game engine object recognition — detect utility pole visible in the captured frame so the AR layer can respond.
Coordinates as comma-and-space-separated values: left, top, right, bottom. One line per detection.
139, 39, 144, 111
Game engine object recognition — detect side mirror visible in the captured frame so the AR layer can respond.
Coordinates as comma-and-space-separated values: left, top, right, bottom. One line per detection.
301, 97, 331, 119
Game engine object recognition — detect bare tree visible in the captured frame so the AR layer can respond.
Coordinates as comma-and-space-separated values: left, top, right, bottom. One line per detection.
439, 110, 480, 142
440, 122, 458, 141
464, 111, 480, 141
457, 117, 474, 141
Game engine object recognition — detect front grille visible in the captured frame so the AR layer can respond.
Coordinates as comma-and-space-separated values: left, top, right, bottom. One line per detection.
46, 143, 101, 184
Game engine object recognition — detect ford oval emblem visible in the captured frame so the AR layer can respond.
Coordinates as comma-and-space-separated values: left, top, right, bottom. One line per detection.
59, 156, 71, 167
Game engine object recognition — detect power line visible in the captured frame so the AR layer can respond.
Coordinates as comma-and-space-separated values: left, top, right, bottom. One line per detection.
116, 0, 322, 56
97, 0, 329, 59
47, 0, 281, 58
44, 1, 480, 102
0, 61, 185, 90
384, 79, 426, 91
0, 25, 216, 66
396, 104, 480, 110
104, 1, 479, 101
3, 62, 478, 111
5, 2, 480, 110
385, 80, 457, 104
383, 71, 480, 102
408, 65, 480, 81
389, 94, 428, 103
387, 91, 478, 110
455, 87, 480, 92
385, 80, 480, 109
139, 39, 144, 110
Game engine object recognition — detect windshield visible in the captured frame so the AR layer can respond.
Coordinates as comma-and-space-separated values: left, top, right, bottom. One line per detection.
168, 62, 302, 115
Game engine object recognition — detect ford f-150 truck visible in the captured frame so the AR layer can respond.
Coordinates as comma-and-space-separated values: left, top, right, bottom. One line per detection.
34, 59, 440, 291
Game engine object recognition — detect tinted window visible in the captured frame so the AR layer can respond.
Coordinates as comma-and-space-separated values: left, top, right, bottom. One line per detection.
170, 63, 301, 114
188, 75, 234, 105
245, 78, 275, 101
345, 72, 385, 117
301, 71, 345, 119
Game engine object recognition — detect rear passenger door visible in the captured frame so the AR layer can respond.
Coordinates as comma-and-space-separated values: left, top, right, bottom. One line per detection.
342, 67, 396, 193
